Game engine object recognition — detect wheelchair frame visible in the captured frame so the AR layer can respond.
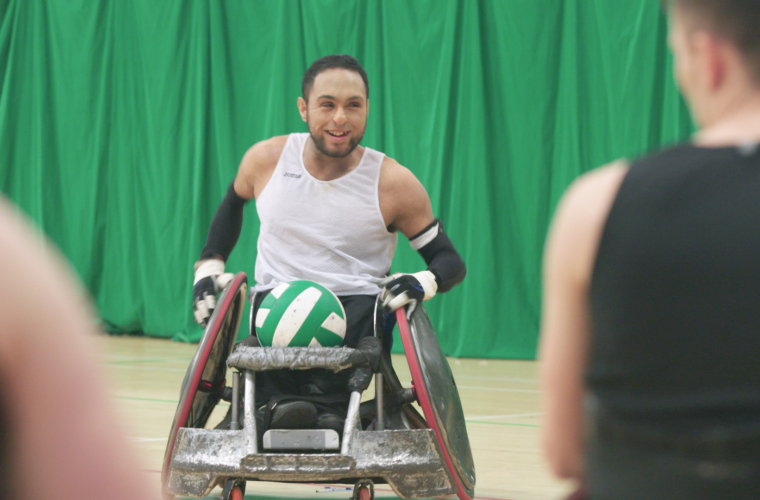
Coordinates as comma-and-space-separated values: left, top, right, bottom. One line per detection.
163, 273, 475, 500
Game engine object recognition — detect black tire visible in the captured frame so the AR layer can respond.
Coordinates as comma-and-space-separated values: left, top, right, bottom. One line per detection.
161, 273, 248, 498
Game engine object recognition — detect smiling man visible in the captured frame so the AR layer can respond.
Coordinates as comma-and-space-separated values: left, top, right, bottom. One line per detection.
191, 55, 465, 432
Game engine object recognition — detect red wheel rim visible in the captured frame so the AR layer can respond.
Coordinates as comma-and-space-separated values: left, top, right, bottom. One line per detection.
161, 273, 248, 496
396, 308, 474, 500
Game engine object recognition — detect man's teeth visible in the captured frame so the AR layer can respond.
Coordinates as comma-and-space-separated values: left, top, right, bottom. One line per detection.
329, 131, 348, 137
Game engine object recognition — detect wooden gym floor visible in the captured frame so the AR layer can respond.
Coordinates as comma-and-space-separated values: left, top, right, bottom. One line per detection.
100, 334, 574, 500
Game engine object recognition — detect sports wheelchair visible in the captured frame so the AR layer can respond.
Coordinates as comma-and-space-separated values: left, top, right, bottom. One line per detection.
162, 273, 475, 500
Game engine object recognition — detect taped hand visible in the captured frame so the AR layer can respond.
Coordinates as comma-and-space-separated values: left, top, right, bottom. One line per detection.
380, 270, 438, 317
192, 259, 234, 326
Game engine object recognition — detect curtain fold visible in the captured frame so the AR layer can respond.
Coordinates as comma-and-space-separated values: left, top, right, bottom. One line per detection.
0, 0, 692, 358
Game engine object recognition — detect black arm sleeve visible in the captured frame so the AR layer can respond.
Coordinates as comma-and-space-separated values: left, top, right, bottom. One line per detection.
412, 220, 466, 293
199, 183, 247, 261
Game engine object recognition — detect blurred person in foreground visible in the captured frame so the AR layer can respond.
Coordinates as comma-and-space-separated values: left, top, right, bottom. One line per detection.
0, 197, 157, 499
540, 1, 760, 498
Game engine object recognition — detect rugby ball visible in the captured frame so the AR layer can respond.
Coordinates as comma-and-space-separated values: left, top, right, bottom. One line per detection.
255, 281, 346, 347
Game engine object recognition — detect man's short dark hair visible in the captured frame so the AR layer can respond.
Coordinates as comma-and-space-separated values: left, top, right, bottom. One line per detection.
663, 0, 760, 85
301, 55, 369, 101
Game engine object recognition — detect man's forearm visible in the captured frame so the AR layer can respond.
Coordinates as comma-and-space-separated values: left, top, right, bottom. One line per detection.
200, 182, 247, 261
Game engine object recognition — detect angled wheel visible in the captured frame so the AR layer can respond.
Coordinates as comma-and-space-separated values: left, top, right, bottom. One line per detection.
397, 306, 476, 500
221, 478, 246, 500
352, 479, 374, 500
161, 273, 248, 498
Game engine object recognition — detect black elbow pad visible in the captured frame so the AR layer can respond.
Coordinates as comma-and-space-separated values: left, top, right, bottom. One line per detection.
411, 220, 466, 293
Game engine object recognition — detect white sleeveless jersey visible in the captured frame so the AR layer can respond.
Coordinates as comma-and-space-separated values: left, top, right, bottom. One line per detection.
253, 133, 397, 295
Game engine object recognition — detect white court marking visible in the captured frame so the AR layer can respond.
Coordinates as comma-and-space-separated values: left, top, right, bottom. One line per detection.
466, 412, 542, 420
458, 385, 541, 394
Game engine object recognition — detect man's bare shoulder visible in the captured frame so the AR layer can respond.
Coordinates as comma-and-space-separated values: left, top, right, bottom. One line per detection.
236, 135, 290, 199
377, 155, 434, 236
546, 159, 630, 283
243, 135, 289, 170
559, 160, 629, 221
378, 155, 421, 191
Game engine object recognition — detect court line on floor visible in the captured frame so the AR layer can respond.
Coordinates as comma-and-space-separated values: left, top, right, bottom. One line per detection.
106, 357, 190, 365
104, 364, 188, 372
467, 412, 541, 420
454, 375, 539, 384
467, 420, 540, 428
113, 395, 231, 407
116, 395, 180, 403
103, 354, 193, 362
458, 385, 541, 394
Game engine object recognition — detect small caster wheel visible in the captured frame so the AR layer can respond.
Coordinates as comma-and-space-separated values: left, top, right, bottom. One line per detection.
352, 479, 374, 500
221, 478, 245, 500
230, 486, 244, 500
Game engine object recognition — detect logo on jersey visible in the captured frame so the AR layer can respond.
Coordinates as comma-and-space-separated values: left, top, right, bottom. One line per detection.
284, 172, 302, 179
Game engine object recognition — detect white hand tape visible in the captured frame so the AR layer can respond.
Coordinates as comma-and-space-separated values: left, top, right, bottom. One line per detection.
204, 294, 216, 311
194, 259, 225, 282
411, 270, 438, 301
216, 272, 235, 289
194, 302, 209, 324
386, 291, 411, 312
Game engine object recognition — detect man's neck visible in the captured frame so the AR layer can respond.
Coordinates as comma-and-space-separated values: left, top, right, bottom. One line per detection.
302, 138, 364, 181
695, 89, 760, 146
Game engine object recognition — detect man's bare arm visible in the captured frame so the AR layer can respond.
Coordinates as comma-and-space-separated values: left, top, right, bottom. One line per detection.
379, 158, 435, 237
378, 158, 466, 311
0, 199, 158, 499
193, 136, 287, 325
539, 161, 628, 481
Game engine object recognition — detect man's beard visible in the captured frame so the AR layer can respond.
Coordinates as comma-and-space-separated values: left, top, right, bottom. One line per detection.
308, 126, 364, 158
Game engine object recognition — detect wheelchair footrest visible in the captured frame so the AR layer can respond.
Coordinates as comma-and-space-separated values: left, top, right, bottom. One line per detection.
263, 429, 340, 450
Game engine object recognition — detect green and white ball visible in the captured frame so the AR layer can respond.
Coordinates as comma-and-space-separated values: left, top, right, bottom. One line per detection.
255, 281, 346, 347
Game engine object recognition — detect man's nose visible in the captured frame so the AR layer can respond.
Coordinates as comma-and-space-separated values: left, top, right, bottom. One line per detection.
333, 106, 348, 125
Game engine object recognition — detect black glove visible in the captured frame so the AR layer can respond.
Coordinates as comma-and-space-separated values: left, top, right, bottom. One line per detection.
192, 259, 233, 326
380, 271, 438, 317
193, 275, 218, 326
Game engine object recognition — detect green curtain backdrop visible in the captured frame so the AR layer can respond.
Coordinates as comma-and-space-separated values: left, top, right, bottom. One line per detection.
0, 0, 692, 359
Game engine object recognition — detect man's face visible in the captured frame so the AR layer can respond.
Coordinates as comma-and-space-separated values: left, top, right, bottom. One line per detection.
669, 7, 697, 103
299, 68, 368, 158
668, 5, 717, 126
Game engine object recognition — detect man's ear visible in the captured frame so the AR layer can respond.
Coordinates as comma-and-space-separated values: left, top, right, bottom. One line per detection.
703, 33, 729, 91
691, 31, 727, 92
297, 96, 307, 122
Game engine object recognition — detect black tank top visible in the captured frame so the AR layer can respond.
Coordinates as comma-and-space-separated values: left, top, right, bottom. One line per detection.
587, 142, 760, 428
